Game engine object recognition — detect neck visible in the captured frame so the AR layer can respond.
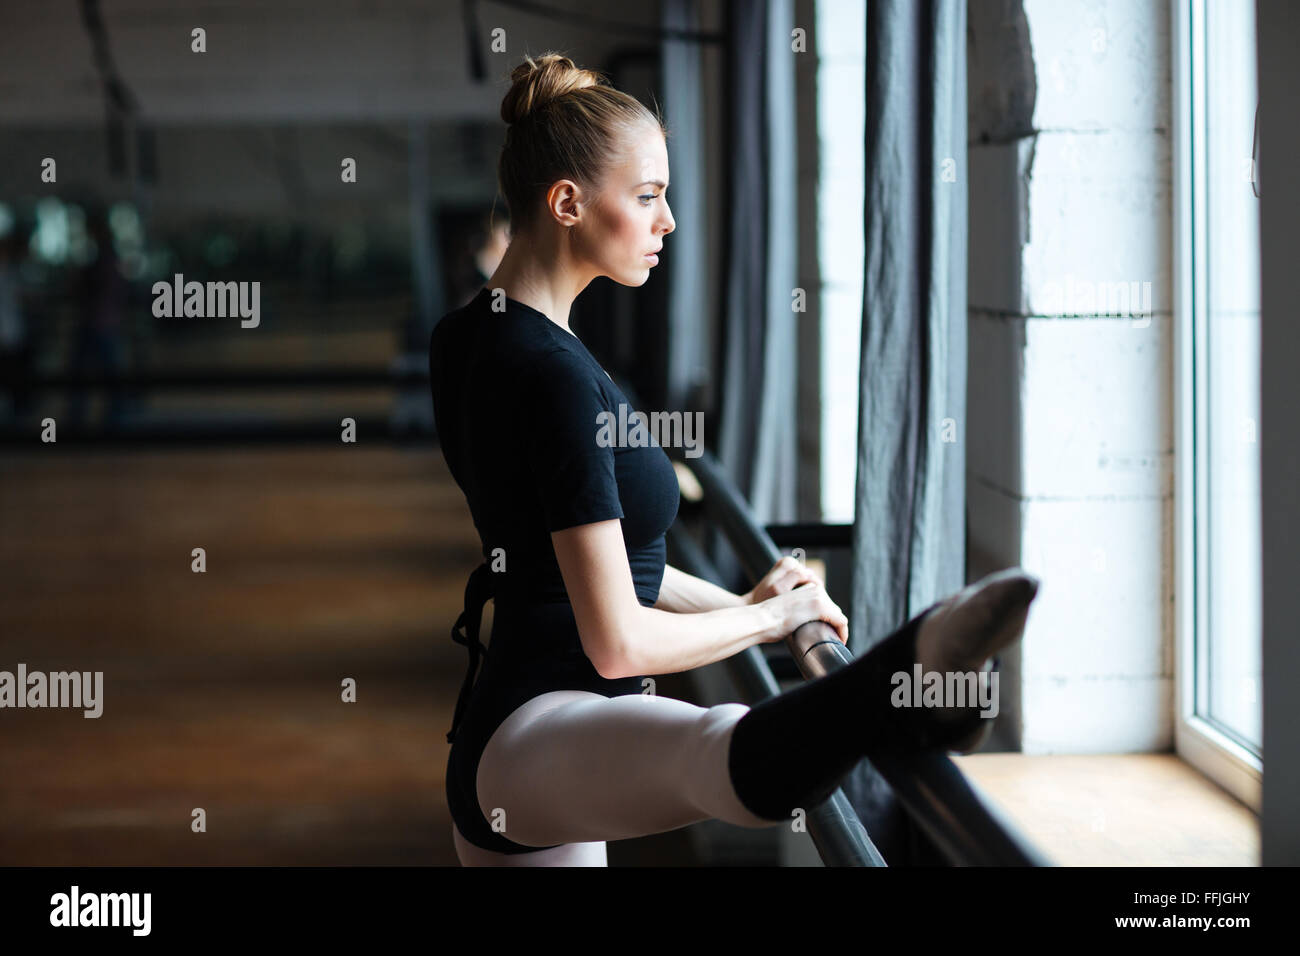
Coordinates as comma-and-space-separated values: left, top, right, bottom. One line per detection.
485, 223, 592, 335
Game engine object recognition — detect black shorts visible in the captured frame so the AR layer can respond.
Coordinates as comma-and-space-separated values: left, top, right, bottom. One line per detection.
446, 653, 643, 855
446, 681, 562, 855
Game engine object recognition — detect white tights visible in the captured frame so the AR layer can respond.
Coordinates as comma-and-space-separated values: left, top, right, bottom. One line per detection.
451, 690, 783, 867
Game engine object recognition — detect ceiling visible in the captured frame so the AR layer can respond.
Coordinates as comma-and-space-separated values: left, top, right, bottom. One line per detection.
0, 0, 659, 126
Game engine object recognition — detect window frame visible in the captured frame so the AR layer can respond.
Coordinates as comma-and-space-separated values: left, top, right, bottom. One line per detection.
1172, 0, 1262, 812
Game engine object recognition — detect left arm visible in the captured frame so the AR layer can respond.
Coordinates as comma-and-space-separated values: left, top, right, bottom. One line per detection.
653, 564, 751, 613
653, 555, 826, 615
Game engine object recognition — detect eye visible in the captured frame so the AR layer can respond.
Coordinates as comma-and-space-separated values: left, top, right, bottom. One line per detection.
638, 193, 659, 205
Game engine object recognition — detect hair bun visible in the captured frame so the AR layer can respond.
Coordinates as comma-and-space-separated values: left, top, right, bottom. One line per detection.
500, 53, 603, 125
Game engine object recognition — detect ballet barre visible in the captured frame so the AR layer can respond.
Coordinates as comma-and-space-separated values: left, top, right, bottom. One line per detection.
671, 447, 1050, 867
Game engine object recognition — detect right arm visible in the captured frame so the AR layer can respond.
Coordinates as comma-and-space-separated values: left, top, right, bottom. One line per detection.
520, 350, 846, 678
552, 519, 847, 680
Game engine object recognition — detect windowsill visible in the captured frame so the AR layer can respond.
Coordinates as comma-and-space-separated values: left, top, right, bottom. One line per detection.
950, 753, 1260, 866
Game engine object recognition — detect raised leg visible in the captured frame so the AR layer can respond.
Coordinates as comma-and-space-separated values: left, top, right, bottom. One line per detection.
474, 690, 774, 851
468, 568, 1041, 855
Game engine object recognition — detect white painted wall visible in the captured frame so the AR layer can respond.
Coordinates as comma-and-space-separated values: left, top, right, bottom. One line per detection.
967, 0, 1174, 753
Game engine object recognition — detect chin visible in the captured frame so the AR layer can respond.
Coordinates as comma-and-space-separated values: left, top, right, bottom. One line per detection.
611, 269, 651, 288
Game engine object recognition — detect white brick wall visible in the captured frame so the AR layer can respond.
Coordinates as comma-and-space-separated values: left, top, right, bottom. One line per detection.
968, 0, 1174, 752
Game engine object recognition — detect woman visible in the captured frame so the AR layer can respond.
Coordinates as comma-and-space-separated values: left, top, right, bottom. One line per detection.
430, 53, 1040, 867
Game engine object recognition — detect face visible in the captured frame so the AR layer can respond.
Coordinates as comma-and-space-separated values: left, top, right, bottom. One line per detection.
568, 123, 675, 286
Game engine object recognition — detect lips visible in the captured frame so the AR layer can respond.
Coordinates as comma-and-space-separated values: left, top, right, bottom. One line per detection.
644, 247, 661, 265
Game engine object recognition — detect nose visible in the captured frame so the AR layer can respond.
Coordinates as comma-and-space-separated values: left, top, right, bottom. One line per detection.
658, 199, 675, 237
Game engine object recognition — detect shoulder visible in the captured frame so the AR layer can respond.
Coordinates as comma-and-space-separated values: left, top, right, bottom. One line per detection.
519, 342, 612, 409
429, 299, 472, 358
527, 339, 597, 378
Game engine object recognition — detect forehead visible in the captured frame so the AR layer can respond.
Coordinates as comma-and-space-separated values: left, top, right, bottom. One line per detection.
609, 124, 669, 183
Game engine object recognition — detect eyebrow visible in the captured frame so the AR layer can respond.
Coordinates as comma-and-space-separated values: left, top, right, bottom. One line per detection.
635, 180, 668, 189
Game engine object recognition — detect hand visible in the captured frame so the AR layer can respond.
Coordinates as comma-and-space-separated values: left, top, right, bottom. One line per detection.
762, 578, 850, 647
744, 555, 823, 606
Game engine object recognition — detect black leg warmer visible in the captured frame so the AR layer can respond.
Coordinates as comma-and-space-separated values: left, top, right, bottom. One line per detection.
725, 604, 987, 821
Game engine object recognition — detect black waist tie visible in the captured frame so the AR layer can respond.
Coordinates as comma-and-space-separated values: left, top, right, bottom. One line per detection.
447, 562, 497, 744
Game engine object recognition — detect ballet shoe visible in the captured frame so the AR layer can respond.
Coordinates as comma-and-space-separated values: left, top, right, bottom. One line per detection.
908, 569, 1040, 753
915, 569, 1039, 677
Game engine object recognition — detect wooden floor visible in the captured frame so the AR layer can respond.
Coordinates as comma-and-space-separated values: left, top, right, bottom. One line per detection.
2, 445, 1259, 867
0, 446, 697, 866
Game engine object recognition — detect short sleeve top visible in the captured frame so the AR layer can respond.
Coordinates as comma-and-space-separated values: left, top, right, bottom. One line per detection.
430, 287, 681, 612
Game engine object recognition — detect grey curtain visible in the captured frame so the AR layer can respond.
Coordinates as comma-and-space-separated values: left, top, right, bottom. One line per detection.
712, 0, 798, 585
840, 0, 968, 864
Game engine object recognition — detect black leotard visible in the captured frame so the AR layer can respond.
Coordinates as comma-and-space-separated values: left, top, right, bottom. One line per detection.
430, 287, 680, 854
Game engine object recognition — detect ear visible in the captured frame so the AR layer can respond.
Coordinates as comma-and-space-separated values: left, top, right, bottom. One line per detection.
544, 179, 584, 226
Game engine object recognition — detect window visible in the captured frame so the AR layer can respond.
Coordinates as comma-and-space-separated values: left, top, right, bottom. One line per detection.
1174, 0, 1262, 810
815, 0, 865, 523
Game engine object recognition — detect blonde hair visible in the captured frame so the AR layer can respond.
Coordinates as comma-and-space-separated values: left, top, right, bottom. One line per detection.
497, 52, 666, 231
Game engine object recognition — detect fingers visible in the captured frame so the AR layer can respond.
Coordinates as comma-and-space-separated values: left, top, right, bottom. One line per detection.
813, 584, 848, 645
765, 556, 793, 578
770, 557, 820, 596
812, 600, 848, 646
755, 556, 821, 604
767, 562, 849, 645
774, 569, 812, 595
828, 604, 849, 645
791, 581, 848, 645
764, 556, 798, 589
